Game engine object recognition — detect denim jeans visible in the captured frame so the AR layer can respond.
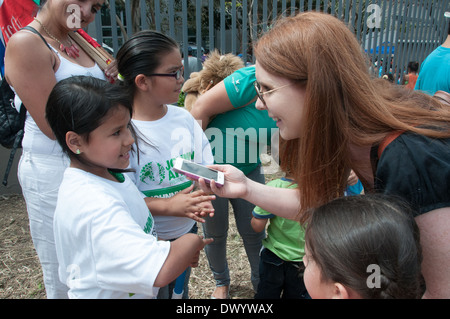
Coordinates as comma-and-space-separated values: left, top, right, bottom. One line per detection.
202, 165, 265, 291
254, 248, 309, 299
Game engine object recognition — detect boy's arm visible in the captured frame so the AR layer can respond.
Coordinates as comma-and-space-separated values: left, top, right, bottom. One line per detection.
251, 204, 273, 233
251, 216, 268, 233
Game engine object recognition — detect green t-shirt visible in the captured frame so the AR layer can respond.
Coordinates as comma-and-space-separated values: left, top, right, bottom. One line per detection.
206, 66, 277, 175
252, 178, 305, 262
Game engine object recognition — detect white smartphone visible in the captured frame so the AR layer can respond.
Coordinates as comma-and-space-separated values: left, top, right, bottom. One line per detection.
173, 158, 224, 187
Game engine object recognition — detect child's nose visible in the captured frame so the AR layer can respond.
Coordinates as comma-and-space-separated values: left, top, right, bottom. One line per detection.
125, 128, 135, 145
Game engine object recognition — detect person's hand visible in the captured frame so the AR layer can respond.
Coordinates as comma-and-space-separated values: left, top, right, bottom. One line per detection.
347, 169, 359, 186
196, 164, 248, 199
167, 184, 215, 223
190, 237, 214, 268
194, 200, 215, 220
104, 59, 118, 82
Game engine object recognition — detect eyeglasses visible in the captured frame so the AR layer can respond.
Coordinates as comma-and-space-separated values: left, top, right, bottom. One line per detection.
149, 66, 184, 80
253, 80, 293, 106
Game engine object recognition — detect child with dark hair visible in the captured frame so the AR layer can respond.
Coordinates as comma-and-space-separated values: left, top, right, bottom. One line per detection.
4, 0, 117, 298
116, 30, 215, 299
46, 76, 212, 299
303, 194, 423, 299
402, 61, 419, 89
251, 139, 362, 299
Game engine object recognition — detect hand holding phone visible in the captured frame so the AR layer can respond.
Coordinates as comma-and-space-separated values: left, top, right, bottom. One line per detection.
173, 158, 224, 187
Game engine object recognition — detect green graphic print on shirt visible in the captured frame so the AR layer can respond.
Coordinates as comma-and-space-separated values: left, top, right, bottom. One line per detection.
143, 215, 154, 235
139, 151, 194, 198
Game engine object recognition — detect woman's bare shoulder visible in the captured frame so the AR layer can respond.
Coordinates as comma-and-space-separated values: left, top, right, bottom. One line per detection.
5, 28, 55, 76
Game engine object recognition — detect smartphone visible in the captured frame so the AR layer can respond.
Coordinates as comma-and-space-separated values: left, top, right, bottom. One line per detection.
173, 158, 224, 187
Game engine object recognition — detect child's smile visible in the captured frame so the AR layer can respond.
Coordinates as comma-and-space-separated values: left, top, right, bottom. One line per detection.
72, 104, 134, 180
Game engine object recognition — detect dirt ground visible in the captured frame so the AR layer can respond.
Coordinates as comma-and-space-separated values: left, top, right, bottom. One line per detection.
0, 194, 46, 299
0, 164, 282, 299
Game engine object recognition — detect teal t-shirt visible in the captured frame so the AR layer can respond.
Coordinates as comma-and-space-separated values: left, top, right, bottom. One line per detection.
206, 66, 277, 175
414, 46, 450, 95
252, 177, 305, 262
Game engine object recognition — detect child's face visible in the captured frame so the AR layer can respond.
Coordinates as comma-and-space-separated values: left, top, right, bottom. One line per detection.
304, 243, 363, 299
76, 105, 134, 177
149, 48, 184, 105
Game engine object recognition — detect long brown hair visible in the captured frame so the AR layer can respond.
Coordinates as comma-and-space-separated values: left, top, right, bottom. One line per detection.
254, 12, 450, 222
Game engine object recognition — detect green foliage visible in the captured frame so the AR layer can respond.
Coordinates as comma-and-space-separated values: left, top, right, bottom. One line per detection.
177, 91, 186, 107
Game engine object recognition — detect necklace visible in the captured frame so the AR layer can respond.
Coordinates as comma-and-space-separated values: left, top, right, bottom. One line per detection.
34, 18, 79, 59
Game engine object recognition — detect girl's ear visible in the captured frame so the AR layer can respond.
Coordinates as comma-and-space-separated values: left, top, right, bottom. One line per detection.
331, 283, 361, 299
331, 283, 350, 299
135, 74, 150, 91
66, 131, 83, 154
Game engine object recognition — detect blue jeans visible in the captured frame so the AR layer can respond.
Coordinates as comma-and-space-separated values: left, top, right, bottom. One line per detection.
255, 248, 309, 299
202, 166, 265, 291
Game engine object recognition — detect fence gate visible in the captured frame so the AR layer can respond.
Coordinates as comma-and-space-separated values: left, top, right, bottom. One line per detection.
91, 0, 449, 82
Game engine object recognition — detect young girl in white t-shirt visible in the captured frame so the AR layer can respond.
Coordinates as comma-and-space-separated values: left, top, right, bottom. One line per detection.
116, 30, 215, 298
45, 76, 212, 299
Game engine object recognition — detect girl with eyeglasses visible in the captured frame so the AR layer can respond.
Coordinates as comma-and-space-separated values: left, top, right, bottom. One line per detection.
46, 76, 211, 299
196, 12, 450, 298
116, 30, 215, 299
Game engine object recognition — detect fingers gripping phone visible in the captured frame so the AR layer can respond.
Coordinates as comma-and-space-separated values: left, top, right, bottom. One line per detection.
173, 158, 224, 187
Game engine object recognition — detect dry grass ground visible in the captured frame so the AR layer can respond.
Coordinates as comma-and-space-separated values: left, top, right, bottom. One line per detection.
0, 194, 46, 299
0, 163, 283, 299
189, 209, 257, 299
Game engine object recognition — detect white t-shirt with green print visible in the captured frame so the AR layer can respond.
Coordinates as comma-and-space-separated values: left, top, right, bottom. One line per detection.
54, 168, 170, 298
129, 104, 214, 240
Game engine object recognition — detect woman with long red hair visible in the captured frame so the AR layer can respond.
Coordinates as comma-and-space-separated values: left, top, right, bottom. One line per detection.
198, 11, 450, 299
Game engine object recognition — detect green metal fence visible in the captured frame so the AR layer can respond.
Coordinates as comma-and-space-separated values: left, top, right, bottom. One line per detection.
90, 0, 450, 82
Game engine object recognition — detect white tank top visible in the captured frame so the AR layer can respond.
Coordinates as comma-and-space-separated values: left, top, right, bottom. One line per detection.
20, 45, 106, 155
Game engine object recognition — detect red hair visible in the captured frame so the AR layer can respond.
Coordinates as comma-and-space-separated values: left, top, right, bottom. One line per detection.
255, 12, 450, 223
